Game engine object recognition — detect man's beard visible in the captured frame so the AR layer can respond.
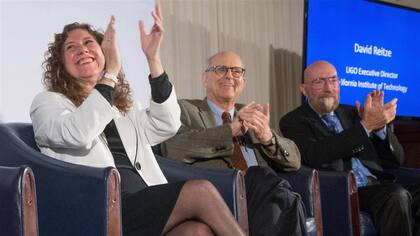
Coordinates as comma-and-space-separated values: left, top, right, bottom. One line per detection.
318, 96, 338, 113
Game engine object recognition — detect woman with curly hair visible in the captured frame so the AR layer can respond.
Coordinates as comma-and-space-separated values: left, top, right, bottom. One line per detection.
30, 4, 244, 236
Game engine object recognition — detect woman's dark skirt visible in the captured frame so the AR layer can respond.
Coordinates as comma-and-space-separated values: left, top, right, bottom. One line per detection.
121, 181, 185, 236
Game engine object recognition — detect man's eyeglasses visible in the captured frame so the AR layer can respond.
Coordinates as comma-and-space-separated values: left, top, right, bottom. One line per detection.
205, 65, 246, 78
311, 75, 340, 88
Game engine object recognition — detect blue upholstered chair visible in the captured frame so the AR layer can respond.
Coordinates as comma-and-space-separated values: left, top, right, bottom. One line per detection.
0, 123, 248, 235
277, 166, 323, 236
318, 170, 375, 236
0, 165, 38, 236
0, 123, 121, 236
317, 166, 420, 236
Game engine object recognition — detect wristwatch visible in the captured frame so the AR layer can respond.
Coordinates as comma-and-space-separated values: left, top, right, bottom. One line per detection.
103, 72, 118, 84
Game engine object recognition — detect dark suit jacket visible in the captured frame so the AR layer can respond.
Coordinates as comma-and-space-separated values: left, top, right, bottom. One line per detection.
161, 99, 301, 172
279, 103, 404, 173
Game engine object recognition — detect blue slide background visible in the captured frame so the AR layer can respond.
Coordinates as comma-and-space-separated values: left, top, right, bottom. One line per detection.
306, 0, 419, 118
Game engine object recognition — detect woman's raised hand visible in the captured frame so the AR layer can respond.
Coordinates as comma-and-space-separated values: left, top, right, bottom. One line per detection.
102, 15, 121, 76
138, 4, 164, 77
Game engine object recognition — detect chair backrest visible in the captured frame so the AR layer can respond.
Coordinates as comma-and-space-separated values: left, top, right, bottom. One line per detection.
276, 165, 323, 236
5, 123, 39, 149
0, 165, 38, 236
318, 169, 379, 236
0, 123, 121, 236
318, 170, 357, 236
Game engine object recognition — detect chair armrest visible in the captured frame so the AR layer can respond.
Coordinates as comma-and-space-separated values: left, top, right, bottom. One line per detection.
384, 167, 420, 185
277, 166, 323, 236
319, 170, 360, 236
107, 169, 122, 236
156, 155, 248, 234
22, 166, 38, 236
0, 123, 121, 236
0, 165, 38, 236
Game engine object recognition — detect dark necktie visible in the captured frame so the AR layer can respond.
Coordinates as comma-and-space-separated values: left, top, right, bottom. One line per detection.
222, 112, 248, 171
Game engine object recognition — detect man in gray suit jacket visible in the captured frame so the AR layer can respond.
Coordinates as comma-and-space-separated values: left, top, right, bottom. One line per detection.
161, 51, 307, 236
162, 99, 300, 171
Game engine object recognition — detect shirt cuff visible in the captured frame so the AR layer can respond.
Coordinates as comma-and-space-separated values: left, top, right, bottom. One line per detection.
374, 126, 387, 140
360, 121, 371, 137
149, 71, 173, 104
360, 121, 387, 140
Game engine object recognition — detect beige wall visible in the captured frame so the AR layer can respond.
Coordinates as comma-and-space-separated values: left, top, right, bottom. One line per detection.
160, 0, 305, 131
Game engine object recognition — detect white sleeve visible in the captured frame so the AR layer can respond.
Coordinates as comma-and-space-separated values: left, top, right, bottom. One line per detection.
133, 88, 181, 146
30, 90, 119, 149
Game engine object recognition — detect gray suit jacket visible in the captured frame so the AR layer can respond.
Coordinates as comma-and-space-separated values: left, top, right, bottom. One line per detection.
161, 99, 301, 171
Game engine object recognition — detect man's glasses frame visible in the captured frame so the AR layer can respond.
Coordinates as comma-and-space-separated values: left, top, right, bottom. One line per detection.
205, 65, 246, 78
310, 75, 340, 88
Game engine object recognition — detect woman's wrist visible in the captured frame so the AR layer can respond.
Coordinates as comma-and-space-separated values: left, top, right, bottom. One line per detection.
97, 79, 115, 88
97, 72, 117, 88
147, 58, 164, 78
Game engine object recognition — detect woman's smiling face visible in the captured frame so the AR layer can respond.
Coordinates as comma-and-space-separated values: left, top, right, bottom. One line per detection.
63, 28, 105, 84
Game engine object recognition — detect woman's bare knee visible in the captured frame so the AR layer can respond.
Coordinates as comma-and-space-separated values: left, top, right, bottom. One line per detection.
188, 221, 214, 236
183, 179, 221, 200
164, 180, 222, 231
164, 180, 242, 236
165, 220, 214, 236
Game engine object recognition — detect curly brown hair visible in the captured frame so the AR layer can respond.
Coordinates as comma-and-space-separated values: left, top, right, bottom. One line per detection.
42, 22, 133, 114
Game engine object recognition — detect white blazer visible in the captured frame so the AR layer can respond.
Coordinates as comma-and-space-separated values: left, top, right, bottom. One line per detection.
30, 89, 181, 186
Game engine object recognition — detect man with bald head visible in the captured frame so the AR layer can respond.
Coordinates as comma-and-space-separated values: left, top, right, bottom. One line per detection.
280, 60, 420, 235
161, 51, 307, 235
